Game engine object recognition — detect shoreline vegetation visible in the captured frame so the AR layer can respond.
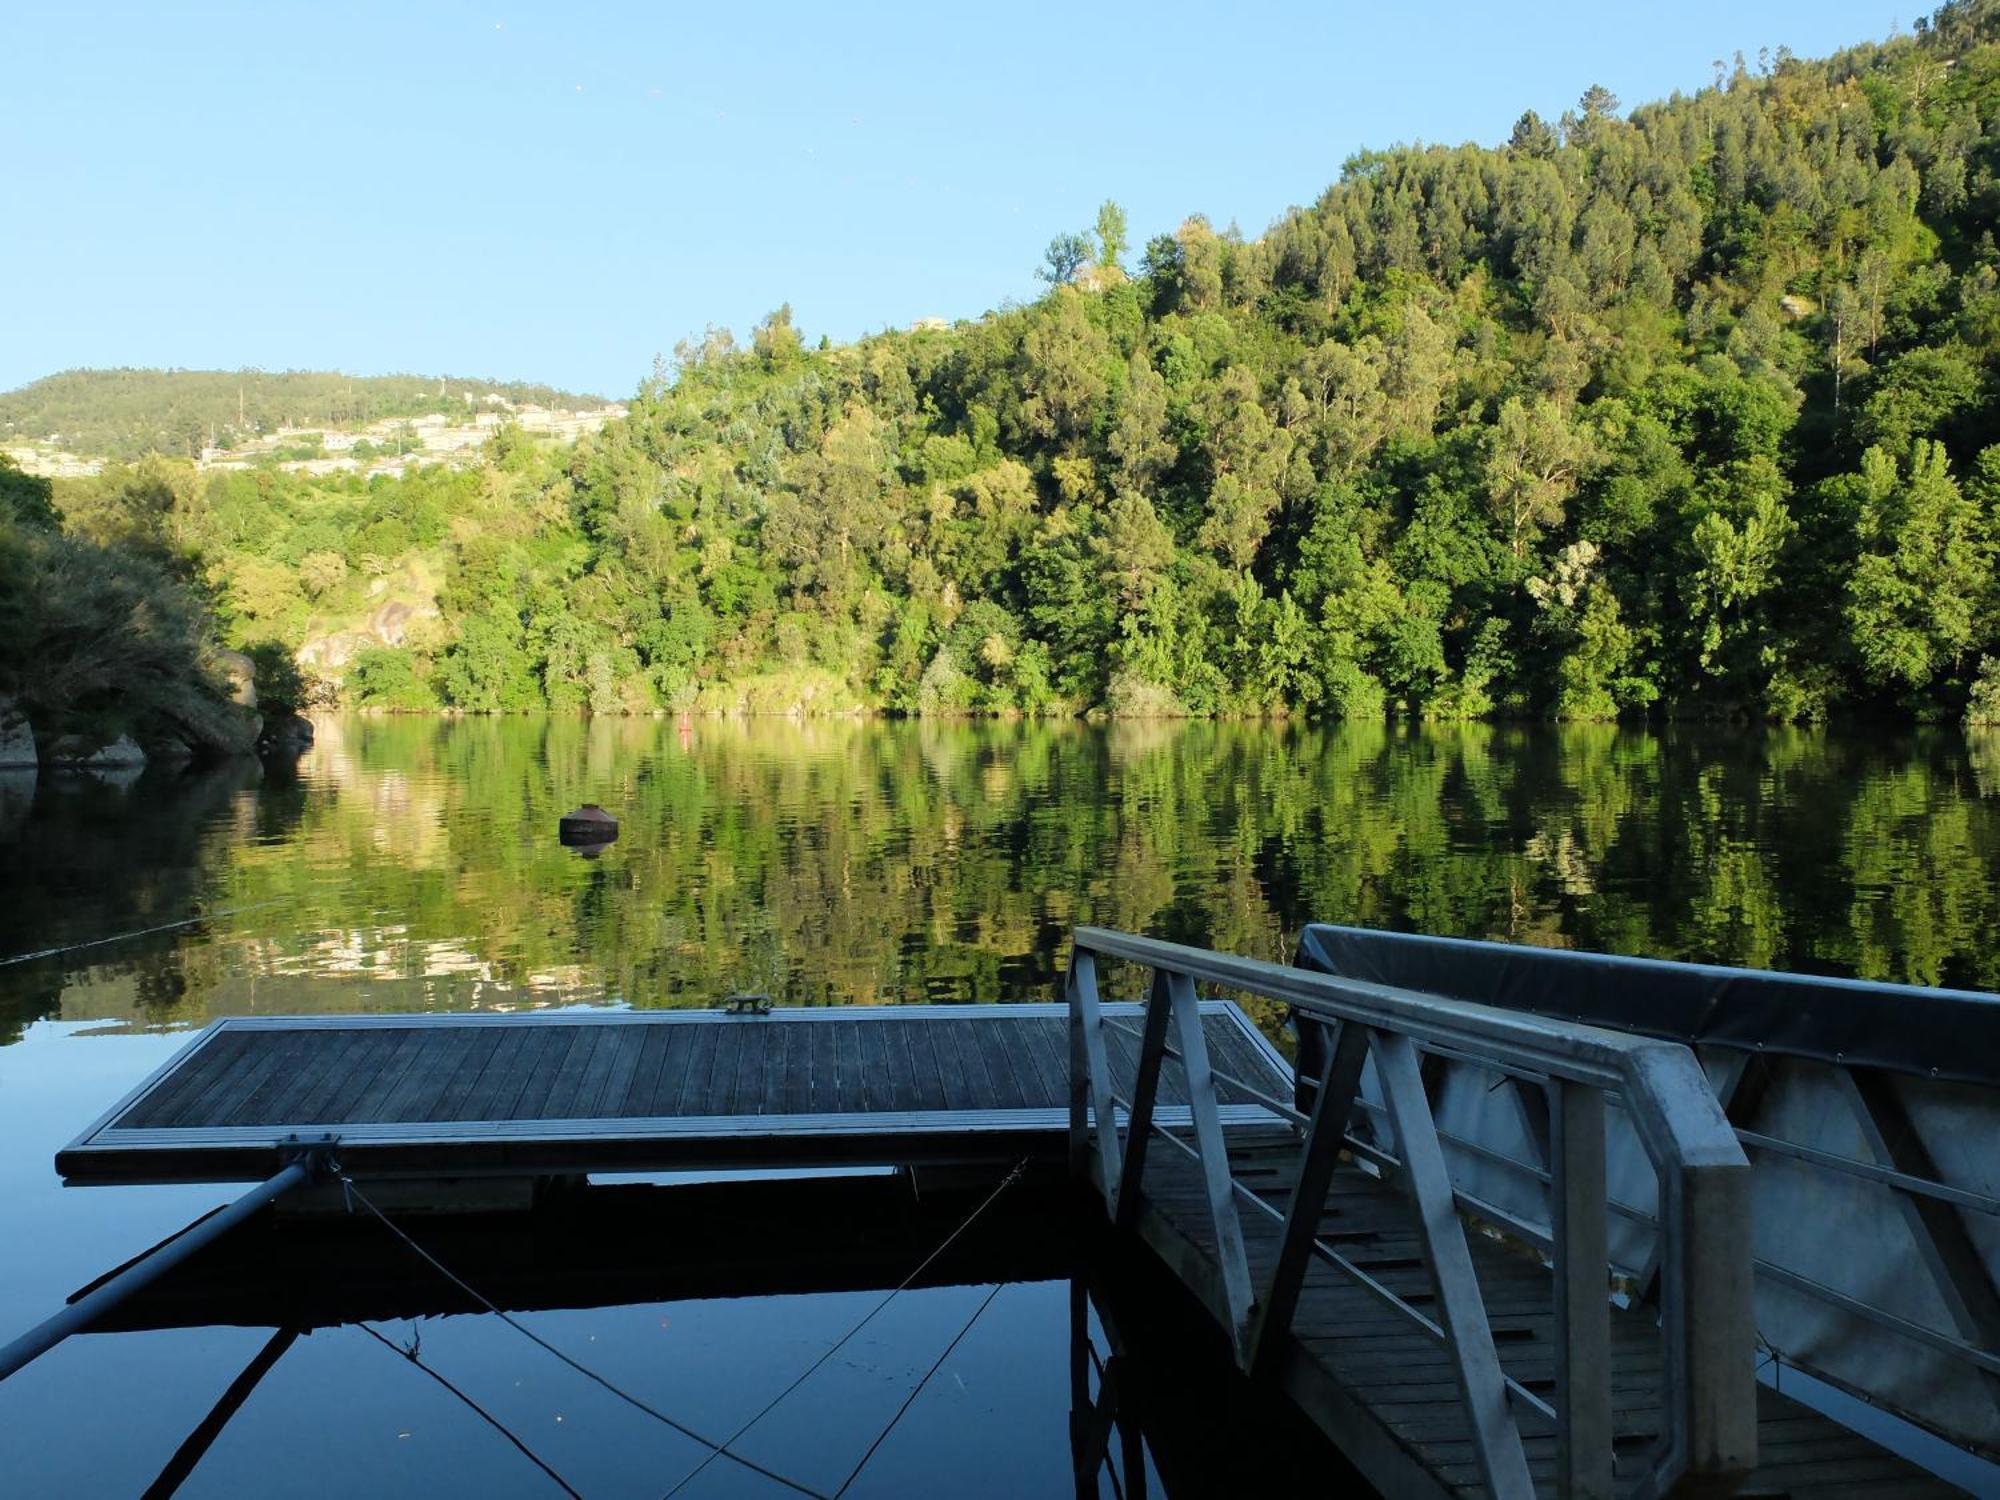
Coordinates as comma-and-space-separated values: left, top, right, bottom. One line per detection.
9, 1, 2000, 763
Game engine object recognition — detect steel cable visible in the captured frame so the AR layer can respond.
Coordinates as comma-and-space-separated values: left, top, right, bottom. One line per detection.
341, 1174, 830, 1500
356, 1319, 585, 1500
658, 1158, 1028, 1499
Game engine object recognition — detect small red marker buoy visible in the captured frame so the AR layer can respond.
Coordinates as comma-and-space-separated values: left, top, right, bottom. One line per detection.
559, 804, 619, 847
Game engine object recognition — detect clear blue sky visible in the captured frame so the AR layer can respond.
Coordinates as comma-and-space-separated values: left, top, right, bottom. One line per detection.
3, 1, 1902, 400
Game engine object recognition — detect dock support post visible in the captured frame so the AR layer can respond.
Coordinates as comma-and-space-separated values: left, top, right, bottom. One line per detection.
1248, 1019, 1368, 1379
1167, 971, 1257, 1360
1552, 1079, 1614, 1500
0, 1156, 319, 1385
1113, 969, 1175, 1228
1068, 1277, 1096, 1500
1068, 952, 1123, 1215
1375, 1030, 1536, 1500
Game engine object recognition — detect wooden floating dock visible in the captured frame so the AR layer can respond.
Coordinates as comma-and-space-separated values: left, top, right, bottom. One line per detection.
58, 1002, 1289, 1184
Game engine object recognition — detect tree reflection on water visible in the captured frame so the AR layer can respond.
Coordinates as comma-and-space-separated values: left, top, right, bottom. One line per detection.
4, 717, 1998, 1047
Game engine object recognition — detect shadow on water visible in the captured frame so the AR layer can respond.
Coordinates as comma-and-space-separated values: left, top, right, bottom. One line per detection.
0, 756, 275, 1044
49, 1171, 1366, 1498
1071, 1217, 1370, 1497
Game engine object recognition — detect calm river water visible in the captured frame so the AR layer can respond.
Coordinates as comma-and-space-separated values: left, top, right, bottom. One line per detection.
2, 715, 1997, 1496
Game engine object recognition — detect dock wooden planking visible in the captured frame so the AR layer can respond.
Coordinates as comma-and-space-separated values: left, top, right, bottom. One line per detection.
145, 1031, 256, 1129
509, 1024, 581, 1120
713, 1021, 748, 1116
614, 1022, 669, 1118
312, 1026, 403, 1125
589, 1021, 646, 1119
906, 1013, 949, 1111
672, 1018, 720, 1118
218, 1027, 323, 1126
1099, 1127, 1970, 1500
802, 1015, 834, 1115
57, 1003, 1291, 1185
739, 1019, 776, 1116
430, 1025, 510, 1122
943, 1010, 993, 1110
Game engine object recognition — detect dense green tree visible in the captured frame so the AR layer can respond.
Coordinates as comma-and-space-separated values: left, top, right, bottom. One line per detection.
752, 304, 804, 366
0, 522, 242, 751
1095, 200, 1129, 270
1486, 397, 1593, 559
1845, 441, 1989, 690
0, 454, 57, 530
1038, 232, 1092, 287
348, 647, 438, 709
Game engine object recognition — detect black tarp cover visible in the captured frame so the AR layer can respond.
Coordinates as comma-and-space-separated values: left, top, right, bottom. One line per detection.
1294, 924, 2000, 1087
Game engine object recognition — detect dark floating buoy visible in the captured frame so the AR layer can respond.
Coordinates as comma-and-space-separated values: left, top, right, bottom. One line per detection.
559, 803, 619, 849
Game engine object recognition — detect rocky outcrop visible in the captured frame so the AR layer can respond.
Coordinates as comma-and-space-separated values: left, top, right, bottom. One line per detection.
47, 733, 148, 768
8, 681, 259, 773
213, 648, 258, 709
0, 697, 33, 841
258, 713, 315, 755
151, 681, 261, 761
296, 631, 376, 671
298, 600, 441, 671
0, 697, 34, 768
369, 599, 426, 645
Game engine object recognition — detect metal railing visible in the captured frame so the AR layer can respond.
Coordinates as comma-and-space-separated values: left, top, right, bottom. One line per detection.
1066, 926, 1756, 1500
1296, 923, 2000, 1470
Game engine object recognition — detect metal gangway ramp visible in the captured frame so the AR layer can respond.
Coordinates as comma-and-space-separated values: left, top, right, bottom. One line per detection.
1067, 926, 1988, 1499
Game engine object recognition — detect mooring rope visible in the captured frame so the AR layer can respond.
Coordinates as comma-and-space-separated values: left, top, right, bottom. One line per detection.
829, 1279, 1007, 1499
345, 1158, 1030, 1500
356, 1319, 585, 1499
0, 901, 288, 968
340, 1174, 831, 1500
658, 1158, 1029, 1499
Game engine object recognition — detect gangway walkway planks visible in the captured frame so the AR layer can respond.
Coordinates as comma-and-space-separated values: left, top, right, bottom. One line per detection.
1092, 1122, 1967, 1500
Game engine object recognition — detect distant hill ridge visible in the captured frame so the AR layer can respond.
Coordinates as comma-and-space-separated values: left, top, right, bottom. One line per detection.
0, 367, 610, 462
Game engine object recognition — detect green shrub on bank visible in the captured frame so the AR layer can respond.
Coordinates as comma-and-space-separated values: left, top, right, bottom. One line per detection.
0, 516, 244, 755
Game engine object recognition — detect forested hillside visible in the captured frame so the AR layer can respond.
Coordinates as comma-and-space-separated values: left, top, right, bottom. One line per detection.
0, 369, 602, 461
16, 0, 2000, 738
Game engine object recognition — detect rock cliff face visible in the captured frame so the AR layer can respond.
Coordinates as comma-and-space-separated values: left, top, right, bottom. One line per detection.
0, 768, 31, 842
151, 680, 260, 761
297, 598, 441, 673
29, 698, 258, 770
